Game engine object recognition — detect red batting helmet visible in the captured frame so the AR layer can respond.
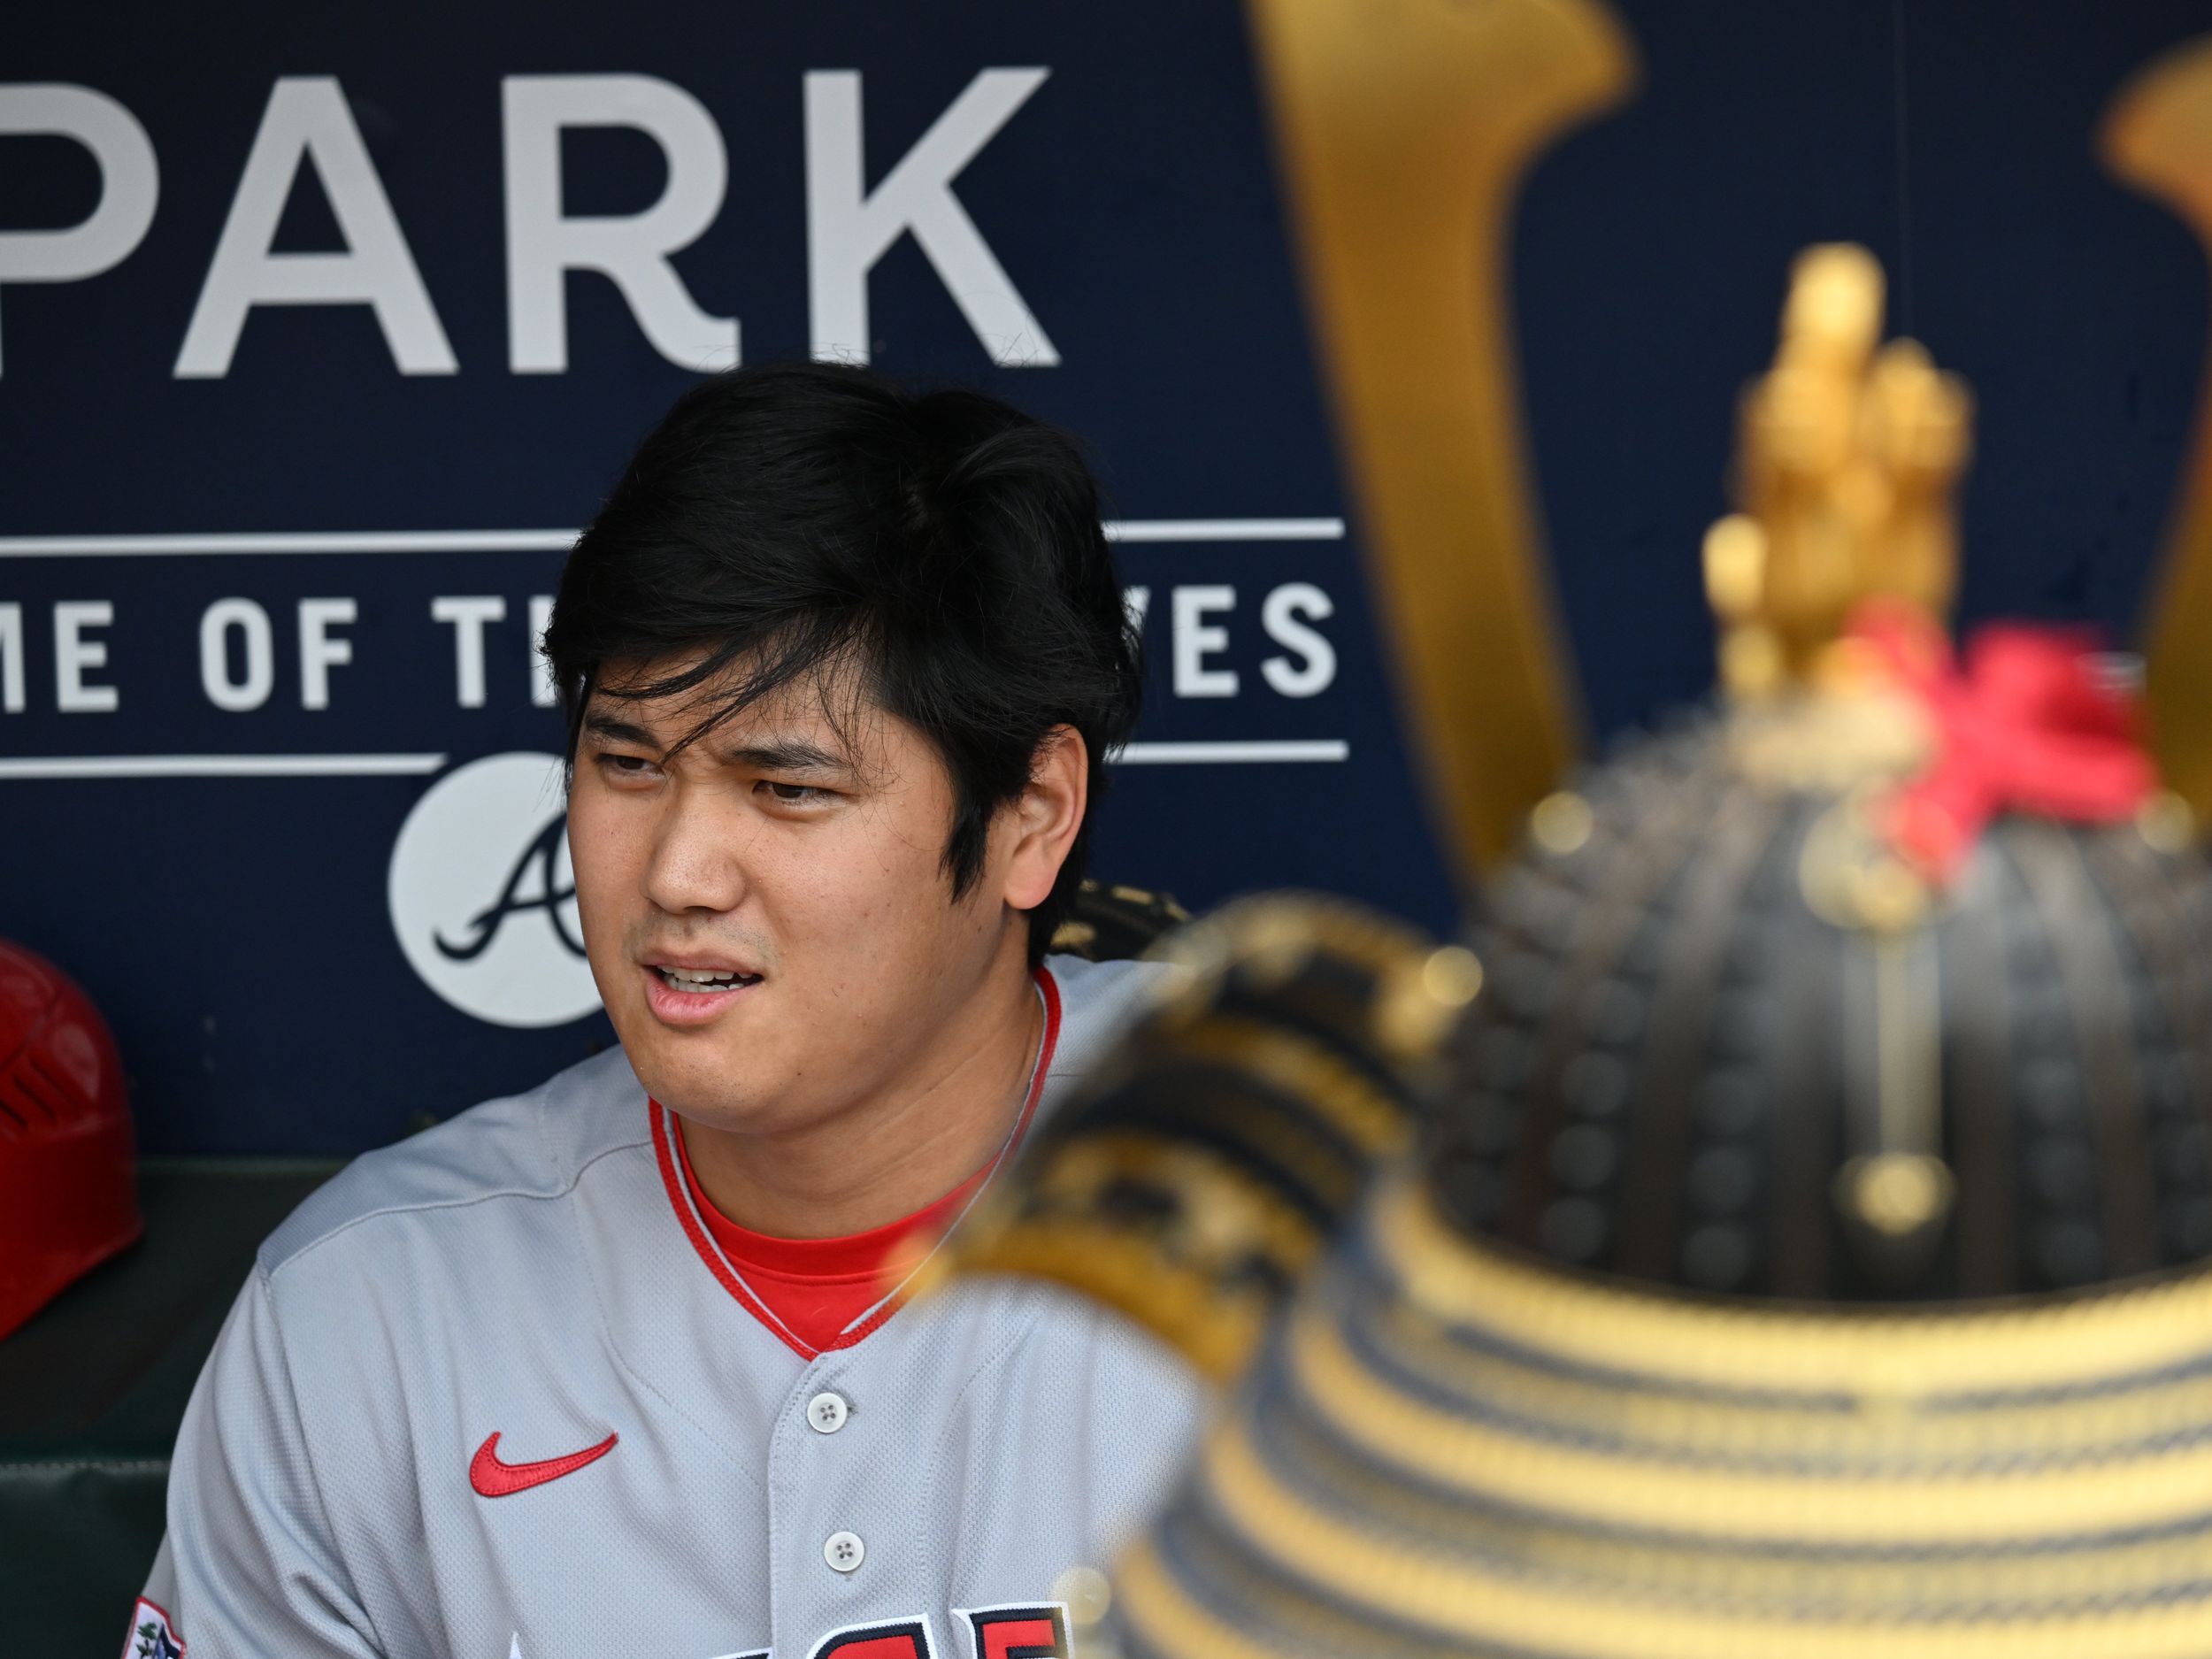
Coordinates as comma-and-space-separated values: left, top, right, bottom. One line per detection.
0, 941, 141, 1340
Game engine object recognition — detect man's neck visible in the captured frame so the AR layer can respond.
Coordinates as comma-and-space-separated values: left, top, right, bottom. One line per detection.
674, 945, 1046, 1240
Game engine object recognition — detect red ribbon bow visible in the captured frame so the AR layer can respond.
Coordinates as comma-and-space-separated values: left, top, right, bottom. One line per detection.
1847, 597, 2156, 879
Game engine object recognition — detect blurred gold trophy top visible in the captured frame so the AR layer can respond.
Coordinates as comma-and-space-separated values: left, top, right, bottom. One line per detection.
1704, 244, 1973, 698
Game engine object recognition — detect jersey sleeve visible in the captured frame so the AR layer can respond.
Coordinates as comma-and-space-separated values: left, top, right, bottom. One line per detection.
137, 1265, 388, 1658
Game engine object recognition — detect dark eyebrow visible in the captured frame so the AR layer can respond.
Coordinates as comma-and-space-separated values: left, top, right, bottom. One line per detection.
582, 712, 661, 749
582, 710, 853, 778
722, 739, 853, 777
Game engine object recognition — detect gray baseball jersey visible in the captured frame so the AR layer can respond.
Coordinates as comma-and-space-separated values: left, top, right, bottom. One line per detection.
131, 955, 1205, 1659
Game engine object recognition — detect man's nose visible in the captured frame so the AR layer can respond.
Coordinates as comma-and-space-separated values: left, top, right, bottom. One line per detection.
641, 787, 751, 914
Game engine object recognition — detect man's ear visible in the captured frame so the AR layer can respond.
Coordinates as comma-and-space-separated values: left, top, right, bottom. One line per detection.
1001, 726, 1089, 911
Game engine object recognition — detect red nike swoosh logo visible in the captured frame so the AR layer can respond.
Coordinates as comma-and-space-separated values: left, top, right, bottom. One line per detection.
469, 1430, 618, 1498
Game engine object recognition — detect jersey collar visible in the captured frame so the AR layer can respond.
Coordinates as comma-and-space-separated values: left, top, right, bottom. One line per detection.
649, 964, 1064, 1360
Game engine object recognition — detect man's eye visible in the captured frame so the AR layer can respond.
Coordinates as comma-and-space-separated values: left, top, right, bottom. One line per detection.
597, 753, 658, 778
764, 780, 826, 803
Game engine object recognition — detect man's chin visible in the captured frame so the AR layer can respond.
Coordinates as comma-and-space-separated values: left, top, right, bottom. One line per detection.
634, 1058, 745, 1117
611, 1025, 777, 1125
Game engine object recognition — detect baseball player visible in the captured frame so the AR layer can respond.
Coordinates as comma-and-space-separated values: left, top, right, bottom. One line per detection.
130, 365, 1208, 1659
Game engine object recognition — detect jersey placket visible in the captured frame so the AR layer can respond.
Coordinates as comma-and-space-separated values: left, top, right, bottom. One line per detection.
764, 1348, 920, 1659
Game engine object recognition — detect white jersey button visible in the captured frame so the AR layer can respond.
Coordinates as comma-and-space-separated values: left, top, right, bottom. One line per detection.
824, 1530, 865, 1573
807, 1391, 849, 1434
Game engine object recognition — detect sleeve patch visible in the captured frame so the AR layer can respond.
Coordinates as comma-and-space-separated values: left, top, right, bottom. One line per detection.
123, 1598, 186, 1659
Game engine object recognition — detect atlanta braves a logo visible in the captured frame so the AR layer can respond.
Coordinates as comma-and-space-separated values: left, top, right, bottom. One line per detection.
434, 813, 588, 963
506, 1602, 1070, 1659
388, 752, 603, 1028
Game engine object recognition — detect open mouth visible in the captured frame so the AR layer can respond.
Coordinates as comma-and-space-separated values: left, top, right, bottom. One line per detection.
653, 966, 764, 995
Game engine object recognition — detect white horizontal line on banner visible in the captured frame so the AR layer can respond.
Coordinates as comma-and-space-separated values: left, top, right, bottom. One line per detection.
0, 531, 576, 557
1112, 740, 1349, 764
0, 754, 449, 780
0, 743, 1345, 779
1102, 518, 1345, 543
0, 518, 1346, 557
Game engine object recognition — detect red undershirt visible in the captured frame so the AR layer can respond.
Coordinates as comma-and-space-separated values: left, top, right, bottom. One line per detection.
653, 965, 1062, 1358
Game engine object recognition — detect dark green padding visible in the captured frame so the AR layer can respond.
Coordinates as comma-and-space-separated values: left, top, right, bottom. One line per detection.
0, 1158, 340, 1657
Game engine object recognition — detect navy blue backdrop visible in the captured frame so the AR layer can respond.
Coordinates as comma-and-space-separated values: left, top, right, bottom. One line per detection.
3, 1, 2207, 1153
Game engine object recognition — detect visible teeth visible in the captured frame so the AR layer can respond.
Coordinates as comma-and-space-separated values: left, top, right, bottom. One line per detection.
659, 967, 748, 991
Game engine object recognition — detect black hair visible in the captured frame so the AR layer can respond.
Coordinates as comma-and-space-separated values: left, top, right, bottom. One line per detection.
541, 360, 1142, 964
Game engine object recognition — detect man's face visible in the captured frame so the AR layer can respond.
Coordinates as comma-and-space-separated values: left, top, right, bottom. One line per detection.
565, 659, 1023, 1134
